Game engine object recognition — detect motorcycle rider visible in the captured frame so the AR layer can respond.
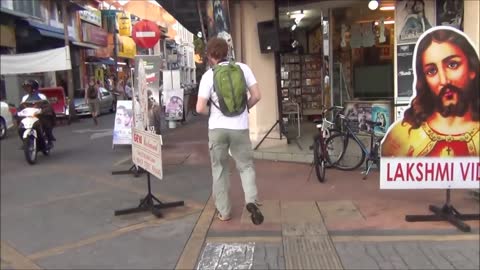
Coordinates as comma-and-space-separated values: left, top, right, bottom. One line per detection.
18, 79, 56, 148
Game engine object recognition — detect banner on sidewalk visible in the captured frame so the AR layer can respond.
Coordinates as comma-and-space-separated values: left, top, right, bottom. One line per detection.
380, 26, 479, 189
132, 128, 163, 180
133, 55, 163, 134
113, 100, 133, 145
163, 70, 183, 120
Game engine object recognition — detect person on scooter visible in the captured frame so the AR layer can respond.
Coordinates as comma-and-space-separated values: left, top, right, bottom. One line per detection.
18, 79, 56, 148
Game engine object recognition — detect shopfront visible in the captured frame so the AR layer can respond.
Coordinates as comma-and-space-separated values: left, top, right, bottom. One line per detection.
159, 0, 479, 160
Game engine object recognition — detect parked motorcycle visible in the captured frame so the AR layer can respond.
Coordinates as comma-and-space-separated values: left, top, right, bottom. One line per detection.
17, 106, 51, 164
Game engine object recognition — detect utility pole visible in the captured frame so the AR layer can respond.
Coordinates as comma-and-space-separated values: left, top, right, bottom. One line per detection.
62, 0, 77, 119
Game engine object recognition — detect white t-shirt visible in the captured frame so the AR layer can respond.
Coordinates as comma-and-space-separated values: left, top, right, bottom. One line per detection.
21, 93, 47, 103
198, 62, 257, 130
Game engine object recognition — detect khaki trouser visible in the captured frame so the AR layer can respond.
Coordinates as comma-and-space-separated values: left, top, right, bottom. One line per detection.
88, 98, 100, 116
208, 129, 258, 217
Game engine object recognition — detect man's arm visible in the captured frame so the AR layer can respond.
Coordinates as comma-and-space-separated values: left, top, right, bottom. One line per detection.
247, 83, 261, 109
196, 96, 209, 115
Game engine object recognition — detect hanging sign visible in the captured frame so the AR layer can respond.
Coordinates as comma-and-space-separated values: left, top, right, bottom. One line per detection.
132, 20, 160, 49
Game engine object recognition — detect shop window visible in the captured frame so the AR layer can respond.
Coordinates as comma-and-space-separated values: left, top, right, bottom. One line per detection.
14, 0, 42, 18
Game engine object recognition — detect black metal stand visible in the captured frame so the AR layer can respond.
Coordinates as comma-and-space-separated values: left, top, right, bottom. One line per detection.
112, 164, 145, 177
405, 189, 480, 232
254, 120, 290, 150
114, 172, 184, 218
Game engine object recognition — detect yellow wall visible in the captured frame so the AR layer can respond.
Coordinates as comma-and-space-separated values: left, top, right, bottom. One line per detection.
464, 0, 480, 52
231, 0, 281, 144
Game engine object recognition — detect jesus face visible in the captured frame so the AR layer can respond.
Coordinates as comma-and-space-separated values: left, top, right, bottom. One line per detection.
421, 40, 476, 117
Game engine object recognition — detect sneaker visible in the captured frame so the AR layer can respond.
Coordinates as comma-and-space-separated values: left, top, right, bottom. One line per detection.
217, 212, 231, 221
246, 202, 264, 225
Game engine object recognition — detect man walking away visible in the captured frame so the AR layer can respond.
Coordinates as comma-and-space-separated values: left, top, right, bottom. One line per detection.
196, 37, 263, 225
85, 77, 102, 125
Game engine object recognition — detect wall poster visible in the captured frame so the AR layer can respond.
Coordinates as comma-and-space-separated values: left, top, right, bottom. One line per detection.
436, 0, 464, 30
396, 43, 416, 98
396, 0, 435, 44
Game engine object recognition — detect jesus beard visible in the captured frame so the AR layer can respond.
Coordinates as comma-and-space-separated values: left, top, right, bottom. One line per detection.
433, 83, 474, 118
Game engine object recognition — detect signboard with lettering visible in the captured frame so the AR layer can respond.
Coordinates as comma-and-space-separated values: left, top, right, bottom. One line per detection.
381, 26, 479, 189
79, 9, 102, 27
132, 128, 163, 180
132, 56, 163, 179
82, 24, 108, 46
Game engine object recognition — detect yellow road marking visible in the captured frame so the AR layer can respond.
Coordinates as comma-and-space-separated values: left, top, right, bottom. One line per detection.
28, 208, 200, 260
1, 241, 42, 270
331, 234, 480, 242
113, 156, 132, 167
175, 195, 216, 270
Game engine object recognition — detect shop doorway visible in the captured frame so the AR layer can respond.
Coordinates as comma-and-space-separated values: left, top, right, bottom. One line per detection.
261, 0, 396, 161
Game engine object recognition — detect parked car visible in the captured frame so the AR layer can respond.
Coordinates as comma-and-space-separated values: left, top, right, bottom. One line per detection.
0, 101, 15, 139
74, 88, 116, 116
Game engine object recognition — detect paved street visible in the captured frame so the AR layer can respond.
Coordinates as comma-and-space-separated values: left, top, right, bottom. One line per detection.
1, 113, 479, 270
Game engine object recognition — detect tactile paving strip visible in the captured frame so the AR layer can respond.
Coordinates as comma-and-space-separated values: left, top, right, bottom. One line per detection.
283, 236, 343, 270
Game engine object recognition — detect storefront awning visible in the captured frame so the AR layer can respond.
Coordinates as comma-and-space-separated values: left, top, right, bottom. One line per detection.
155, 0, 206, 34
0, 46, 71, 75
72, 41, 101, 50
26, 20, 75, 41
117, 35, 136, 59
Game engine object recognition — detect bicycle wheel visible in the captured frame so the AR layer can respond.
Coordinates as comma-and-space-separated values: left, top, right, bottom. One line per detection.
313, 139, 326, 182
326, 133, 365, 171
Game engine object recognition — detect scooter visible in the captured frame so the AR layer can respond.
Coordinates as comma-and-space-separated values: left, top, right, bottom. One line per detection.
17, 107, 50, 164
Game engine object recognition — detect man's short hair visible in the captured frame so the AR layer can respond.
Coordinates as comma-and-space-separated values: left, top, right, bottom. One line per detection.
206, 37, 228, 60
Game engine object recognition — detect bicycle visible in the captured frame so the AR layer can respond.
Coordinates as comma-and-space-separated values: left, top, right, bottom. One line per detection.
325, 113, 383, 180
310, 106, 344, 182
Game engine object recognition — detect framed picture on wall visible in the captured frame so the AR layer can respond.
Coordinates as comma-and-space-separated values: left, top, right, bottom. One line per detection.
436, 0, 464, 30
378, 45, 392, 60
396, 0, 435, 44
396, 43, 416, 97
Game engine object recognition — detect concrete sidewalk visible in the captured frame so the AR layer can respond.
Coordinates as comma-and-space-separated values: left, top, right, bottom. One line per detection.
1, 114, 478, 270
174, 148, 479, 269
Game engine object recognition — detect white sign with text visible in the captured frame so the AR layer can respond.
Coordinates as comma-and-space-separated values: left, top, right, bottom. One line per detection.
380, 157, 480, 189
132, 128, 163, 180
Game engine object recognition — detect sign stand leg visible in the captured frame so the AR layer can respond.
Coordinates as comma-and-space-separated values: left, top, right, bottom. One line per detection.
405, 189, 480, 232
112, 164, 145, 177
114, 171, 184, 218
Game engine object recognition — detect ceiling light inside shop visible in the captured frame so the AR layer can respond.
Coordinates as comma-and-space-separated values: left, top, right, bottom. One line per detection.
368, 0, 379, 10
375, 20, 395, 25
289, 10, 305, 24
291, 24, 297, 31
380, 6, 395, 11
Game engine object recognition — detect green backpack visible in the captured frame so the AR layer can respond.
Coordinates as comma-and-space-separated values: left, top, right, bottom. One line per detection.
211, 61, 248, 117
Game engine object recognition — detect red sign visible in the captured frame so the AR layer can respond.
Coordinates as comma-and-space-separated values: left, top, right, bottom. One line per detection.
132, 20, 160, 49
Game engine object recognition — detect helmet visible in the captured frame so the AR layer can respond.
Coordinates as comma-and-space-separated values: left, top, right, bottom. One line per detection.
23, 79, 39, 90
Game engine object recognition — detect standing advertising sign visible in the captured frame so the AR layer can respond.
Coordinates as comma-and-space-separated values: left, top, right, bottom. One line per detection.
163, 70, 183, 121
133, 55, 163, 134
381, 26, 479, 231
113, 100, 133, 145
132, 58, 163, 180
381, 27, 479, 189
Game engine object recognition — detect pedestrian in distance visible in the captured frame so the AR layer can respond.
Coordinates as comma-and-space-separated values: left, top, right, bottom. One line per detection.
85, 77, 102, 125
196, 37, 264, 225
